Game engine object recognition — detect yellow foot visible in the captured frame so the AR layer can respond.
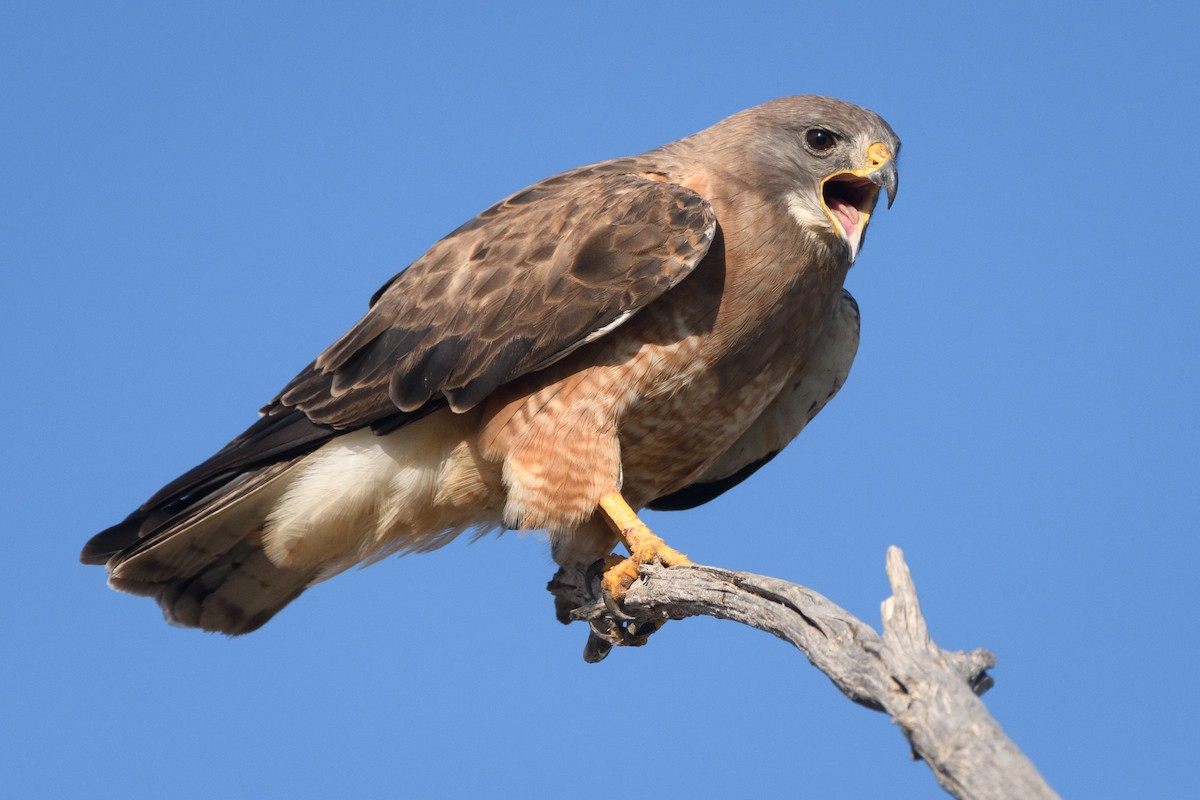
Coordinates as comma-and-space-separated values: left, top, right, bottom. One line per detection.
597, 491, 692, 601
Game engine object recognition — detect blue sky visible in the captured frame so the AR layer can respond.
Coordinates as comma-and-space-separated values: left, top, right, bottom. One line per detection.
3, 2, 1196, 797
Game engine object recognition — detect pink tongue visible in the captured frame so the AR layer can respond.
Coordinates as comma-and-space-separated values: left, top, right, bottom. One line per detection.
830, 198, 860, 238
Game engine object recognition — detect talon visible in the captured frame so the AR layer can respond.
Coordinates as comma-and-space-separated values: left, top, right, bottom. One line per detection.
600, 556, 643, 601
596, 491, 693, 604
583, 554, 625, 602
602, 583, 636, 621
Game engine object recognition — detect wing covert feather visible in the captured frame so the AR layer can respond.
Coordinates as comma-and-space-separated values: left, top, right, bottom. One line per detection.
271, 168, 716, 427
84, 166, 716, 563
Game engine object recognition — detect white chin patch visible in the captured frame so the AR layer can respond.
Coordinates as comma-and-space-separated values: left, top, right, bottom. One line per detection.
786, 191, 827, 229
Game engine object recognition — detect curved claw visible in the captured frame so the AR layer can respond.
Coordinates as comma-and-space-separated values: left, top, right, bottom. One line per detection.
601, 583, 635, 621
596, 491, 692, 602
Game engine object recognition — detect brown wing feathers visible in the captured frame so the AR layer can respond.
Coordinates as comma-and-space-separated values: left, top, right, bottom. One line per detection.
83, 167, 716, 570
271, 170, 714, 426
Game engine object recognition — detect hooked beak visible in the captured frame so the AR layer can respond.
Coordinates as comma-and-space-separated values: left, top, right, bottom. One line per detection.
864, 141, 898, 208
819, 141, 898, 259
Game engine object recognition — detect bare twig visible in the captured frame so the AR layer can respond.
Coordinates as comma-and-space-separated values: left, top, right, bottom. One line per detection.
547, 546, 1057, 800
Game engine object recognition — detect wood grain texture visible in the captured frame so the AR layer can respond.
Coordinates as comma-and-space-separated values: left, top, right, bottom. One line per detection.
549, 547, 1058, 800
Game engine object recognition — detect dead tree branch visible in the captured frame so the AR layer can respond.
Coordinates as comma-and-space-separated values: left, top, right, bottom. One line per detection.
547, 546, 1057, 800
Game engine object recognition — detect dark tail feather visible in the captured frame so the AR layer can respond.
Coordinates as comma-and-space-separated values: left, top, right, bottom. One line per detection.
90, 459, 316, 635
109, 530, 317, 635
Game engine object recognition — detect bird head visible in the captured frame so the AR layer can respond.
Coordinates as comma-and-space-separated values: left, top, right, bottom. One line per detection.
705, 95, 900, 263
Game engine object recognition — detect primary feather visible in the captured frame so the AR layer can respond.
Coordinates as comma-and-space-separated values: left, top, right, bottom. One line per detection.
83, 95, 899, 633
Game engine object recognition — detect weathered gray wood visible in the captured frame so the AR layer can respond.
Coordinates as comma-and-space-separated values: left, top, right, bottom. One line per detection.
548, 546, 1057, 800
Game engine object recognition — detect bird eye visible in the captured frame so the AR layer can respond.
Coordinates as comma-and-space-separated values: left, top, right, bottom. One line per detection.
805, 128, 836, 151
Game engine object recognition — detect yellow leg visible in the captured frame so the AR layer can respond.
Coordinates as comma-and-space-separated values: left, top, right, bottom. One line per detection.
597, 491, 692, 600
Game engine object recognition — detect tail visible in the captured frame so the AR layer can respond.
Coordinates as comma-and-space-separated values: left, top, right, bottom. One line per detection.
87, 462, 321, 635
83, 407, 504, 634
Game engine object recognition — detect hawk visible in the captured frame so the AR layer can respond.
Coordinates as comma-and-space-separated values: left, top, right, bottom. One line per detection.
82, 95, 899, 634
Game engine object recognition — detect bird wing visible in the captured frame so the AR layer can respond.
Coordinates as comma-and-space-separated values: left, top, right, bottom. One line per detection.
646, 289, 860, 511
277, 166, 716, 425
83, 165, 716, 564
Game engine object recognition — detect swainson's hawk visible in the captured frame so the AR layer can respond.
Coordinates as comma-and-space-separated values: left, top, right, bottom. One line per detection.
82, 95, 899, 634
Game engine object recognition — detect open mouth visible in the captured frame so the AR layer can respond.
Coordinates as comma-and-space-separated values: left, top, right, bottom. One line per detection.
821, 174, 881, 242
